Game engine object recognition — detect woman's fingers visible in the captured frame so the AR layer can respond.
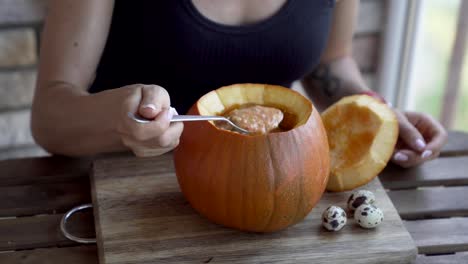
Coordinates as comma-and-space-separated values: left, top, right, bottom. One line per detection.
392, 149, 419, 168
391, 148, 438, 168
122, 137, 175, 157
120, 107, 173, 141
119, 85, 174, 140
426, 130, 448, 154
121, 122, 183, 157
405, 111, 448, 153
121, 136, 178, 157
131, 122, 184, 149
138, 85, 170, 119
391, 111, 447, 168
117, 84, 183, 157
155, 121, 183, 148
394, 110, 427, 152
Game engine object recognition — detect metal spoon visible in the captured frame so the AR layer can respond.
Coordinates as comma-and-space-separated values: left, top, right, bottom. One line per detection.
128, 112, 251, 135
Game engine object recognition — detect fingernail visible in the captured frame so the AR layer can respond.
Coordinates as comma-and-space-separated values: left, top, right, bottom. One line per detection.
142, 104, 157, 111
394, 152, 408, 162
421, 150, 433, 159
167, 108, 175, 120
170, 107, 179, 115
415, 139, 426, 151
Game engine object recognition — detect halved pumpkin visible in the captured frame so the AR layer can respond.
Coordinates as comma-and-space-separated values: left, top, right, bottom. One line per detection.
321, 95, 399, 192
174, 83, 330, 232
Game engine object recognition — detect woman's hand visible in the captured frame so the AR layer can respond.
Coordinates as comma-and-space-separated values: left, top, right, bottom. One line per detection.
116, 84, 183, 157
391, 110, 448, 168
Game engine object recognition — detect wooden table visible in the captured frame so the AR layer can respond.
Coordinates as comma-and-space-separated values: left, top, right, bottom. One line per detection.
0, 131, 467, 263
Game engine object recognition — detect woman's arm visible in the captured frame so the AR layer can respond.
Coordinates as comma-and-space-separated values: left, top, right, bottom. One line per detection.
301, 0, 367, 111
32, 0, 182, 157
302, 0, 447, 168
32, 0, 120, 156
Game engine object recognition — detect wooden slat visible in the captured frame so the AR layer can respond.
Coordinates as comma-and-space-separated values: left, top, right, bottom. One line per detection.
353, 34, 380, 72
0, 0, 47, 25
380, 156, 468, 190
0, 145, 48, 161
440, 0, 468, 128
0, 181, 91, 217
0, 156, 91, 186
406, 218, 468, 255
0, 110, 35, 148
363, 73, 376, 90
389, 186, 468, 220
0, 246, 98, 264
416, 252, 468, 264
356, 0, 385, 35
0, 156, 92, 217
0, 210, 95, 251
441, 131, 468, 157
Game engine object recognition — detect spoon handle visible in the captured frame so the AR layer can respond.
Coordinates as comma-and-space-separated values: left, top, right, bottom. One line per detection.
128, 112, 226, 124
170, 115, 227, 122
128, 112, 250, 134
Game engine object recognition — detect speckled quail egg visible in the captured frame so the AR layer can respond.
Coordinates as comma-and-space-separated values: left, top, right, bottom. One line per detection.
322, 205, 347, 231
347, 190, 376, 211
354, 204, 384, 228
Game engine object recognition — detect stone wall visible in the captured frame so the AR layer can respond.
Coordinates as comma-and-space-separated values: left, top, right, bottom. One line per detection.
0, 0, 386, 160
0, 0, 47, 160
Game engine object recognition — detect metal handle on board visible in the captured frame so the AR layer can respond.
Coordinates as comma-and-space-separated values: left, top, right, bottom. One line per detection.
60, 203, 97, 244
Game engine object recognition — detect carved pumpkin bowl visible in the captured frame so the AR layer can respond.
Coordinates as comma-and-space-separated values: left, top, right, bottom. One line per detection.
174, 83, 330, 232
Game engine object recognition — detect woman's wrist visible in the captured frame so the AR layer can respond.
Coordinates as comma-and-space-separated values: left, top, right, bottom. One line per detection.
88, 88, 132, 151
35, 85, 128, 156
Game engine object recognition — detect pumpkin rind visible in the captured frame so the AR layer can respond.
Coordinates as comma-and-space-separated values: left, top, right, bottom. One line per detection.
174, 84, 330, 232
322, 95, 399, 192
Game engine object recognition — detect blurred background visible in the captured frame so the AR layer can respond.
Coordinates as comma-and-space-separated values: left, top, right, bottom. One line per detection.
0, 0, 466, 160
406, 0, 467, 132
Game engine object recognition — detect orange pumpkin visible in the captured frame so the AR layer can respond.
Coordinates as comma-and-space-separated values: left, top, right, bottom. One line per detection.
174, 83, 330, 232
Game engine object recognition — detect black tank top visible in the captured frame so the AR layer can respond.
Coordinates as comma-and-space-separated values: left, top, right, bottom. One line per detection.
90, 0, 335, 113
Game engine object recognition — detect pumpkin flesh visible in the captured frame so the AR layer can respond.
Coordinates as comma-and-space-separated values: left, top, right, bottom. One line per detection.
322, 95, 399, 192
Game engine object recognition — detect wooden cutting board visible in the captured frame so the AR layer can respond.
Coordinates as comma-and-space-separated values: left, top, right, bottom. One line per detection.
91, 153, 416, 264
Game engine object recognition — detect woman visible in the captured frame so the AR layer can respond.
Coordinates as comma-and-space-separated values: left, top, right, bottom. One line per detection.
32, 0, 447, 167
